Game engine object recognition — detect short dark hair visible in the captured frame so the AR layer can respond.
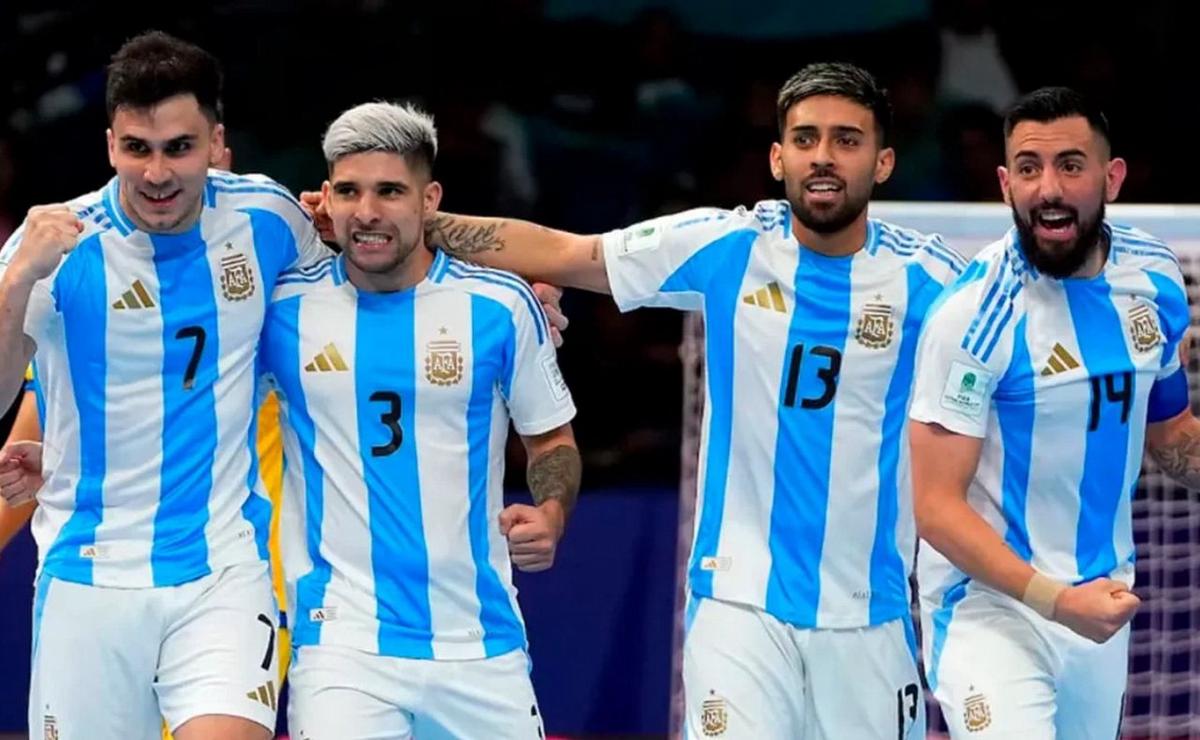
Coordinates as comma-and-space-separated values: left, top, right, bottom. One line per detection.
105, 31, 224, 123
1002, 86, 1110, 148
776, 62, 893, 145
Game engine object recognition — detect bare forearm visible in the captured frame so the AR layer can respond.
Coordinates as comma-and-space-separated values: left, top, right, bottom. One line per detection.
0, 273, 35, 408
1149, 415, 1200, 488
425, 213, 609, 293
527, 444, 582, 520
920, 493, 1039, 601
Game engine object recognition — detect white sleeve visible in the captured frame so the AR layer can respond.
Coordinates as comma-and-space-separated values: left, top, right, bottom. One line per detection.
909, 289, 1004, 439
1148, 260, 1190, 380
504, 296, 576, 436
601, 207, 751, 313
288, 218, 333, 273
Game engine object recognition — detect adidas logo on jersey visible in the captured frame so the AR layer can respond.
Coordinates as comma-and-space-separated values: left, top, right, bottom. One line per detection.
111, 280, 156, 310
1040, 343, 1081, 376
741, 281, 787, 313
304, 343, 349, 373
246, 680, 277, 711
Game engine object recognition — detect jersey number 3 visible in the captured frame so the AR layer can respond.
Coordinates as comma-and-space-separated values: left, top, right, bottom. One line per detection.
370, 391, 404, 456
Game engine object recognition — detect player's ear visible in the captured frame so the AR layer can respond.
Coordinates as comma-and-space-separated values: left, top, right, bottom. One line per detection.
423, 180, 443, 216
874, 146, 895, 185
107, 128, 117, 168
769, 142, 786, 181
1105, 157, 1127, 203
997, 166, 1012, 206
208, 123, 226, 167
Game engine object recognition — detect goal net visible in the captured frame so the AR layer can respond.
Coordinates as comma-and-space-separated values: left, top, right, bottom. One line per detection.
672, 202, 1200, 738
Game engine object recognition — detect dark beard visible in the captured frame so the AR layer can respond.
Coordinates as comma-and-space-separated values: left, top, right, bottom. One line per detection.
1011, 201, 1106, 278
789, 182, 871, 235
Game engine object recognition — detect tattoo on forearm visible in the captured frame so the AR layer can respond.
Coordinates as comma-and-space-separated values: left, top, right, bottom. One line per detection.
528, 445, 582, 517
1151, 424, 1200, 489
425, 215, 506, 256
590, 237, 601, 262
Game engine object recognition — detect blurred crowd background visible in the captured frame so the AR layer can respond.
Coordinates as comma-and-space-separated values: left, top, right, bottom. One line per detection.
0, 0, 1195, 488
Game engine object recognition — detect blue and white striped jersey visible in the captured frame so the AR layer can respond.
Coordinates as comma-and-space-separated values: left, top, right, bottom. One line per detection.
0, 171, 330, 588
910, 224, 1190, 607
263, 250, 575, 660
603, 200, 967, 628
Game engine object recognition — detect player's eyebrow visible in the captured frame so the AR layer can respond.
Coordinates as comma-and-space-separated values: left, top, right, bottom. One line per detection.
118, 134, 196, 146
1013, 148, 1087, 162
787, 124, 865, 136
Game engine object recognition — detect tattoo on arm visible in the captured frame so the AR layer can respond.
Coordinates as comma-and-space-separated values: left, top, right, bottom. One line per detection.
1150, 422, 1200, 489
527, 444, 582, 518
425, 215, 506, 256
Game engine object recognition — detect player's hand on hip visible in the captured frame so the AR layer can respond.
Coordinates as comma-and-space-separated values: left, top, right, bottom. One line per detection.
8, 205, 83, 284
299, 190, 335, 243
532, 283, 567, 348
0, 441, 45, 506
499, 501, 565, 572
1052, 578, 1141, 643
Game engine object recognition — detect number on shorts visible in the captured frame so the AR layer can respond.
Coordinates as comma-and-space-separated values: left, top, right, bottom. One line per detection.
896, 682, 918, 738
256, 613, 275, 671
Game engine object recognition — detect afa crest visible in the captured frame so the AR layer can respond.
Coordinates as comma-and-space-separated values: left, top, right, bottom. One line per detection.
425, 337, 464, 386
855, 302, 895, 349
963, 692, 992, 733
220, 244, 256, 301
43, 715, 58, 740
700, 694, 727, 737
1128, 301, 1163, 353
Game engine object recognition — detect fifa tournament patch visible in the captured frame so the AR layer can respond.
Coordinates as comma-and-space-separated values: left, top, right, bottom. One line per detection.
541, 356, 570, 402
616, 222, 663, 256
940, 361, 992, 419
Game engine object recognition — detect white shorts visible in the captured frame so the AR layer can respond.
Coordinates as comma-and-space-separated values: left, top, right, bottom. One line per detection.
287, 644, 544, 740
922, 581, 1128, 739
29, 560, 279, 740
683, 596, 925, 740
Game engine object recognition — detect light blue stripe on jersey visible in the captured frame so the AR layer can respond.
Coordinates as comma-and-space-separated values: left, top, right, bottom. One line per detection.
997, 317, 1035, 561
211, 183, 309, 220
684, 230, 757, 598
101, 180, 134, 236
468, 294, 524, 655
245, 209, 300, 297
1065, 277, 1133, 581
150, 232, 219, 585
1147, 270, 1189, 363
356, 292, 433, 658
44, 235, 107, 584
31, 360, 45, 430
927, 577, 969, 692
868, 263, 940, 622
766, 249, 852, 624
277, 299, 334, 647
244, 371, 270, 562
31, 571, 52, 662
445, 262, 549, 345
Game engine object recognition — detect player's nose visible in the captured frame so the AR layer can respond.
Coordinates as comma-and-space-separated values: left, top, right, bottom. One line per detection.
1036, 169, 1064, 201
143, 153, 171, 186
354, 193, 382, 223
